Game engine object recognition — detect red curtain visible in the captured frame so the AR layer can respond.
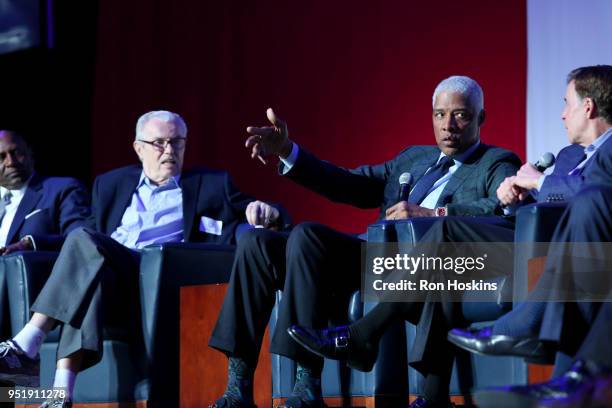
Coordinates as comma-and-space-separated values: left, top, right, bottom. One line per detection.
92, 0, 526, 233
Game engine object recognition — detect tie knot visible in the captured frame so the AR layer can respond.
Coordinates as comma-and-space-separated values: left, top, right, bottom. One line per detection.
2, 191, 12, 203
437, 156, 454, 169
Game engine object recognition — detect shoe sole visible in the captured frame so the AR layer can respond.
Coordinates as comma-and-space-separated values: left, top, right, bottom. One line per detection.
447, 334, 554, 364
475, 389, 539, 408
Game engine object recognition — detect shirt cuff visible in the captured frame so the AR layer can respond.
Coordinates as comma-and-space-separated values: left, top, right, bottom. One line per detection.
536, 175, 546, 191
280, 142, 299, 174
23, 235, 37, 250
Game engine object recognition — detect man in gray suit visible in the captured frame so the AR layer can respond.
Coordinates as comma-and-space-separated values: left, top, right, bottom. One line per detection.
209, 76, 521, 408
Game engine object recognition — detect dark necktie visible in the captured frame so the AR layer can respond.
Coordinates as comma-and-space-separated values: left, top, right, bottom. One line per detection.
0, 191, 13, 221
408, 156, 454, 205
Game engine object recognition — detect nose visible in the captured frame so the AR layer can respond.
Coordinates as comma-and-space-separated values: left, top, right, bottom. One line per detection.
4, 152, 15, 166
442, 114, 457, 131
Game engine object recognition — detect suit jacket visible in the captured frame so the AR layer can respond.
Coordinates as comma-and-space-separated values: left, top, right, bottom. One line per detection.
539, 136, 612, 202
8, 174, 91, 251
88, 165, 263, 245
282, 143, 521, 218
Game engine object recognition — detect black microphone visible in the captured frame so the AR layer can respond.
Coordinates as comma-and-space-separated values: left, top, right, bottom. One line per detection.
533, 152, 556, 172
398, 172, 412, 202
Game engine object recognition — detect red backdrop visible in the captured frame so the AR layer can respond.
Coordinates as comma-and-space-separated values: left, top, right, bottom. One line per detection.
92, 0, 526, 233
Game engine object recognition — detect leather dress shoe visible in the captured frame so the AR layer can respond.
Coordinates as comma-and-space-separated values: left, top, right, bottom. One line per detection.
447, 326, 555, 364
474, 359, 610, 408
408, 396, 455, 407
287, 325, 378, 372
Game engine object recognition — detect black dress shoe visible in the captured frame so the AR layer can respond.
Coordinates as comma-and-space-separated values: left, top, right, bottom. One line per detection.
474, 359, 609, 408
408, 396, 454, 407
287, 325, 378, 372
447, 326, 555, 364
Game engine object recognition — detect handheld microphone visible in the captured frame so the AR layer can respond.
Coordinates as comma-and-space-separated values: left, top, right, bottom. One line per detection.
533, 152, 556, 172
398, 172, 412, 202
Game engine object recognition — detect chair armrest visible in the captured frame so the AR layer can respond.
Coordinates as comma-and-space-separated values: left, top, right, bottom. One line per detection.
2, 251, 59, 335
139, 242, 236, 405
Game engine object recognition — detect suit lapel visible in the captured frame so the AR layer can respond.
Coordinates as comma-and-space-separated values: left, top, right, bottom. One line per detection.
106, 168, 141, 234
7, 175, 44, 244
436, 144, 486, 206
411, 150, 441, 185
179, 171, 201, 241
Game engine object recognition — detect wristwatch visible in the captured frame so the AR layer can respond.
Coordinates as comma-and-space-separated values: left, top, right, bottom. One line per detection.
434, 206, 447, 217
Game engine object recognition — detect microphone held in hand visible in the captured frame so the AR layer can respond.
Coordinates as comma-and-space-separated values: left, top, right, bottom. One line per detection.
398, 172, 412, 202
534, 152, 556, 172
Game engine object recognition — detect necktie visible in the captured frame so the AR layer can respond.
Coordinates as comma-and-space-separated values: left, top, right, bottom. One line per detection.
408, 156, 454, 205
0, 191, 12, 221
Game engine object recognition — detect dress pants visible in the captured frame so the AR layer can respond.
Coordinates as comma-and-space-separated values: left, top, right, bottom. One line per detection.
209, 222, 363, 367
392, 218, 515, 375
30, 227, 140, 370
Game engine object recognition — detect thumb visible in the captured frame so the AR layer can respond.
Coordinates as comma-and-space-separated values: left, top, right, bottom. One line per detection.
267, 108, 287, 132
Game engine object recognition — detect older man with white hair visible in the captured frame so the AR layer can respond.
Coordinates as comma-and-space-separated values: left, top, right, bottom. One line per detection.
0, 110, 282, 408
208, 76, 521, 408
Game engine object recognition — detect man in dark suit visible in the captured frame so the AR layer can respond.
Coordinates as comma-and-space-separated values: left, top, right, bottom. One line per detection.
444, 65, 612, 407
208, 76, 520, 408
0, 111, 282, 408
0, 130, 90, 345
0, 130, 90, 254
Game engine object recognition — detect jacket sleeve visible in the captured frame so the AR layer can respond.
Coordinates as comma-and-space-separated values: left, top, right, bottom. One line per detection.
28, 179, 92, 251
281, 147, 391, 209
446, 151, 522, 216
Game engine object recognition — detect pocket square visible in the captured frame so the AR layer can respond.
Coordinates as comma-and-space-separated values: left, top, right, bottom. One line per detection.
25, 209, 43, 220
199, 215, 223, 235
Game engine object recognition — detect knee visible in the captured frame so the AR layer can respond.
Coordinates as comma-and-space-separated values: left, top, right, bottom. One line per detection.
64, 226, 95, 245
236, 227, 281, 255
286, 222, 326, 251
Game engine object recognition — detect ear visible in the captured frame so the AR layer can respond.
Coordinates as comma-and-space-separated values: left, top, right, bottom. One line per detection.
584, 97, 598, 119
477, 109, 486, 126
133, 141, 144, 162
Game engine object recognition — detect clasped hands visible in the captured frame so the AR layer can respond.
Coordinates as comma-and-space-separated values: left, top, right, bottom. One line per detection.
497, 163, 544, 206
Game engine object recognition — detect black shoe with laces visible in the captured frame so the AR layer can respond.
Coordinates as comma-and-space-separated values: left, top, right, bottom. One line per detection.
0, 340, 40, 386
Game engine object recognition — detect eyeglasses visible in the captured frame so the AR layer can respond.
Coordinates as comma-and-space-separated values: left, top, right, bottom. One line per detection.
139, 138, 186, 151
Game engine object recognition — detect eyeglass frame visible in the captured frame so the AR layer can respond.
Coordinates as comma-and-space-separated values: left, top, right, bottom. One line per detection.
137, 137, 187, 150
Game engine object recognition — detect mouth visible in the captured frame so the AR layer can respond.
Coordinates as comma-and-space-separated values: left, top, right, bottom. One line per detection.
442, 135, 461, 145
161, 158, 176, 165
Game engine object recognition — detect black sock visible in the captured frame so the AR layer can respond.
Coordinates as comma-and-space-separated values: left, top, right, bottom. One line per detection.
492, 302, 545, 337
224, 357, 255, 406
291, 360, 323, 402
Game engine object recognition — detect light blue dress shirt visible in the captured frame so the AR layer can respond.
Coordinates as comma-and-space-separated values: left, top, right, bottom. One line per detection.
111, 172, 184, 249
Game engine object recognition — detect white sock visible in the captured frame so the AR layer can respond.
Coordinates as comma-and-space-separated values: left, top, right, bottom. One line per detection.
12, 323, 46, 359
53, 368, 76, 400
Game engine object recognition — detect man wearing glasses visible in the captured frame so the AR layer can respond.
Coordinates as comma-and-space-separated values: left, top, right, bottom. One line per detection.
0, 110, 283, 408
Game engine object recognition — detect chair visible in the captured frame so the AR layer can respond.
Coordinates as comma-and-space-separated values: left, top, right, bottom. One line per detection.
2, 251, 144, 405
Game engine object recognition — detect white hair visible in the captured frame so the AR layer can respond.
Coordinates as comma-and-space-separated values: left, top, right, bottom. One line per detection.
135, 110, 188, 140
432, 76, 484, 112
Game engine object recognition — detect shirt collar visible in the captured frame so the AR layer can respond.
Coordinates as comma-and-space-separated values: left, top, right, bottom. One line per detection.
0, 176, 32, 200
138, 171, 181, 190
587, 128, 612, 152
437, 140, 481, 165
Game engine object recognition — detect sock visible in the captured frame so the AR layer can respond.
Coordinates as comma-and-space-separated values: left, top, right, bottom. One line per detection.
223, 357, 255, 406
53, 368, 76, 400
291, 360, 323, 402
492, 302, 546, 337
423, 373, 451, 405
12, 323, 46, 359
